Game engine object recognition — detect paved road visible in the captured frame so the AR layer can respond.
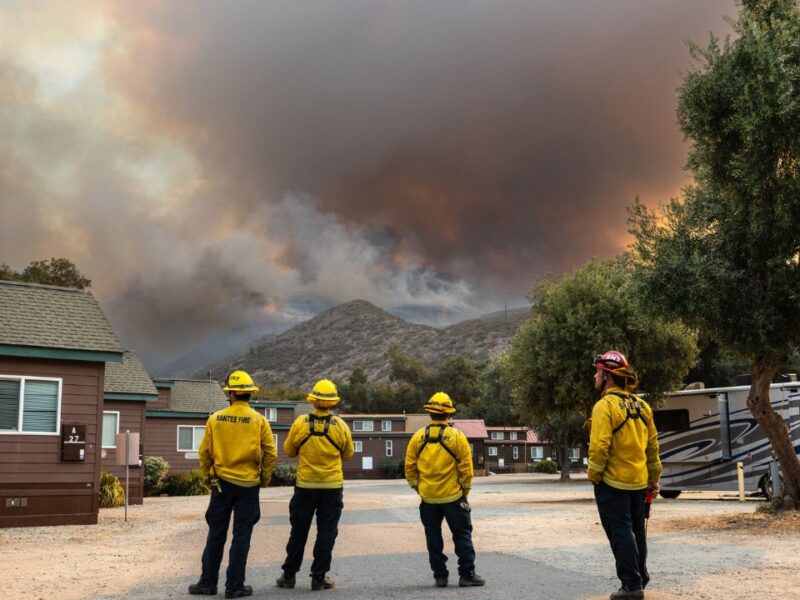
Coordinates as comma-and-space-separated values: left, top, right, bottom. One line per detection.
92, 475, 771, 600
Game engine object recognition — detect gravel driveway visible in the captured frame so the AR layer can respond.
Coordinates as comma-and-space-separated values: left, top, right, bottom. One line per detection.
1, 474, 797, 600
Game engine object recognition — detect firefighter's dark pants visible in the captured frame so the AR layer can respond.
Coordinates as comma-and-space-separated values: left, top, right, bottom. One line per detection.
282, 487, 344, 580
200, 479, 261, 591
594, 480, 649, 590
419, 497, 476, 578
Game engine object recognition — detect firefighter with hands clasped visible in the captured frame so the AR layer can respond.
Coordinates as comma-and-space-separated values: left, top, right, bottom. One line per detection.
588, 351, 662, 600
189, 370, 278, 599
405, 392, 485, 589
276, 379, 354, 591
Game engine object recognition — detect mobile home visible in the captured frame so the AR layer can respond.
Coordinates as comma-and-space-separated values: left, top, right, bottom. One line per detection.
655, 382, 800, 498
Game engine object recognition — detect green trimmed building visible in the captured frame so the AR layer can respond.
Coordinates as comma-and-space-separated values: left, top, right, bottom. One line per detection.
0, 280, 124, 527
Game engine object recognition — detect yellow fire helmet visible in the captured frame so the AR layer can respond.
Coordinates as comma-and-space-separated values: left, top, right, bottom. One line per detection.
223, 370, 259, 393
424, 391, 456, 415
307, 379, 340, 408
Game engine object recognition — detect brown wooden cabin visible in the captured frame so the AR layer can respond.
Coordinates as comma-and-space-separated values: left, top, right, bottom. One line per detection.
451, 419, 489, 474
101, 350, 158, 505
338, 413, 412, 479
484, 426, 556, 473
0, 281, 124, 527
249, 399, 306, 463
144, 378, 228, 473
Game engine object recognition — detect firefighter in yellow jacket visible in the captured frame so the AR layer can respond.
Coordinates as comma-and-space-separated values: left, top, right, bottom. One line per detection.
405, 392, 485, 588
189, 370, 277, 599
276, 379, 354, 591
588, 351, 662, 600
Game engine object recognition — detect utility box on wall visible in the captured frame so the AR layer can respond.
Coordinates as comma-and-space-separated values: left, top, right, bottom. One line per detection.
61, 424, 86, 462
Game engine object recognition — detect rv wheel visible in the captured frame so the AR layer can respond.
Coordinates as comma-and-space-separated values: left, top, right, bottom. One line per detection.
759, 473, 783, 501
659, 490, 681, 499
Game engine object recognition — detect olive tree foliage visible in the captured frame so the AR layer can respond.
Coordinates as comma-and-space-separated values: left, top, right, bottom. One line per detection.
628, 0, 800, 507
507, 258, 697, 480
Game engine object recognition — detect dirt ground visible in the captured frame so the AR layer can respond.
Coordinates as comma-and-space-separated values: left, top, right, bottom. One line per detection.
1, 474, 798, 600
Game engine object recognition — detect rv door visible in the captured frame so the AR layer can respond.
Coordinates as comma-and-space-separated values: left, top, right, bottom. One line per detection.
718, 393, 731, 461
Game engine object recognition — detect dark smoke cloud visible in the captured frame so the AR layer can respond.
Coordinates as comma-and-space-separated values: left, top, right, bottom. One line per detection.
107, 0, 735, 286
0, 1, 737, 367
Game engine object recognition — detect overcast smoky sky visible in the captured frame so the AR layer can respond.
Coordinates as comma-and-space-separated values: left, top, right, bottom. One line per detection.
0, 0, 736, 369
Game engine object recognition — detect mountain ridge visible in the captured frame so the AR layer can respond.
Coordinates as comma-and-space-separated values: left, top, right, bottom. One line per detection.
202, 299, 530, 388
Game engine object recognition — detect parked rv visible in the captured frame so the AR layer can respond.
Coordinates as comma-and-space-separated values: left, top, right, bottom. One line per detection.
654, 381, 800, 499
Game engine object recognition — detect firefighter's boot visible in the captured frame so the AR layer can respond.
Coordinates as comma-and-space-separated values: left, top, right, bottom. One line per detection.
224, 585, 252, 599
311, 576, 335, 591
610, 586, 644, 600
435, 576, 448, 587
276, 573, 296, 588
188, 581, 217, 595
458, 573, 485, 587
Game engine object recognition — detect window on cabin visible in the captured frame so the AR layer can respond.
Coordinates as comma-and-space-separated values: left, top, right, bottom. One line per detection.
102, 412, 119, 448
177, 425, 205, 451
0, 376, 60, 434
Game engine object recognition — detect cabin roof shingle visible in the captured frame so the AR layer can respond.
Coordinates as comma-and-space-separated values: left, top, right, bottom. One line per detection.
452, 419, 489, 439
0, 280, 123, 353
152, 378, 228, 414
104, 351, 158, 397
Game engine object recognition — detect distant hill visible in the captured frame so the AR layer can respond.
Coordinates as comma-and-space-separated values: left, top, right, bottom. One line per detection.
203, 299, 530, 389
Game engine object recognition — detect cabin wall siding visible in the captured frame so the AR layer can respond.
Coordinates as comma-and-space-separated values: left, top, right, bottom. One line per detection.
0, 356, 104, 527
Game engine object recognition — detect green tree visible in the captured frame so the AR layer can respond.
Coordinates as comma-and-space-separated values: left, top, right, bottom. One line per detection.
629, 0, 800, 507
507, 258, 697, 481
461, 355, 517, 426
340, 367, 370, 412
0, 258, 91, 288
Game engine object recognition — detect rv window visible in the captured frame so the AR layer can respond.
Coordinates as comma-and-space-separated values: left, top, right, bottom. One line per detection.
653, 409, 690, 433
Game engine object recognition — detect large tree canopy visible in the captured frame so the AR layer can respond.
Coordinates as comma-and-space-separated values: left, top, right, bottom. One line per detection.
507, 258, 697, 480
629, 0, 800, 506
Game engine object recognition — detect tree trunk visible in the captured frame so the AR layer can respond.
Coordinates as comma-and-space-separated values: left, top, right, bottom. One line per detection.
748, 361, 800, 509
557, 442, 571, 481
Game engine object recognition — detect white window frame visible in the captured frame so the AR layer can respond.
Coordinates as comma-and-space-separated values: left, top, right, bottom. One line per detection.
509, 431, 518, 440
354, 440, 363, 453
512, 446, 519, 460
273, 433, 279, 446
265, 407, 277, 422
385, 440, 393, 457
469, 443, 474, 455
569, 447, 581, 462
488, 446, 498, 456
531, 446, 544, 460
353, 420, 374, 432
490, 431, 503, 440
177, 425, 205, 452
381, 420, 392, 432
0, 374, 62, 436
102, 411, 120, 449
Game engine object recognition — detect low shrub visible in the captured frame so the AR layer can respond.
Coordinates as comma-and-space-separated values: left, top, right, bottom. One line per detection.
533, 459, 558, 474
271, 463, 297, 486
381, 457, 405, 479
143, 456, 170, 496
160, 469, 210, 496
99, 469, 125, 508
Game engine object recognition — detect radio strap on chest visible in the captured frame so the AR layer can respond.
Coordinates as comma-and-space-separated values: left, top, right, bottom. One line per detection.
296, 414, 342, 452
609, 393, 650, 434
419, 424, 458, 462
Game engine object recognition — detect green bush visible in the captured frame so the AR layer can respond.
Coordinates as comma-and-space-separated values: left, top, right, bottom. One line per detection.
160, 469, 210, 496
533, 459, 558, 474
271, 463, 297, 486
99, 469, 125, 508
381, 457, 405, 479
143, 456, 170, 496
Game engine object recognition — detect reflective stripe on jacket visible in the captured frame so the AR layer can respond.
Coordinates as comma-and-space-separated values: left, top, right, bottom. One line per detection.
284, 409, 354, 489
199, 401, 277, 487
588, 386, 662, 490
405, 420, 473, 504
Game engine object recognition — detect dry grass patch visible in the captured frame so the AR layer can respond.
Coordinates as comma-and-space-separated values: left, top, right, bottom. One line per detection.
656, 509, 800, 535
